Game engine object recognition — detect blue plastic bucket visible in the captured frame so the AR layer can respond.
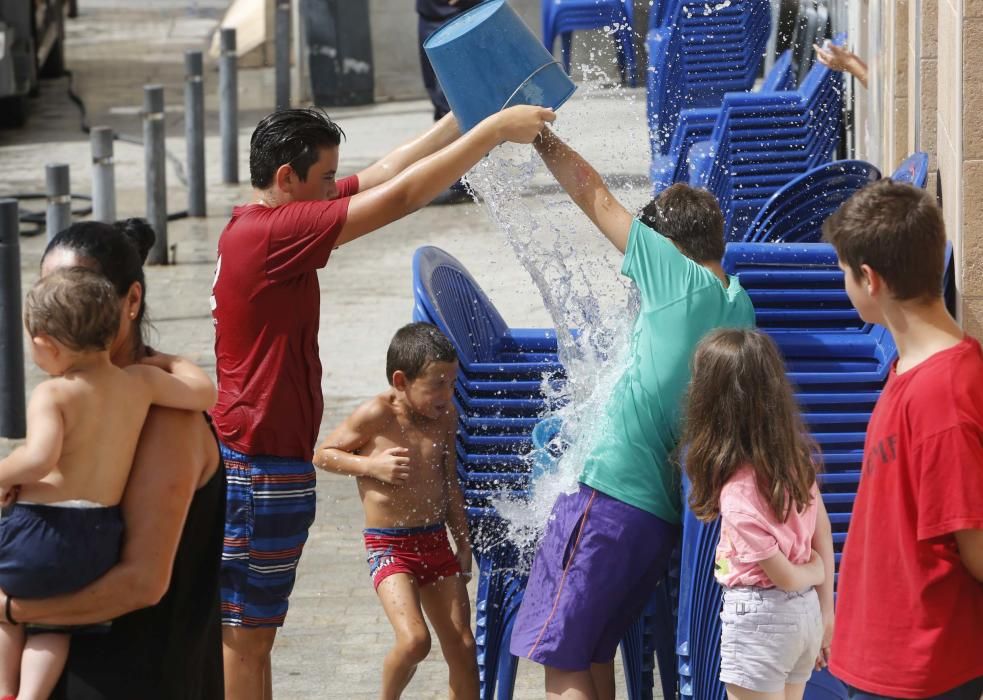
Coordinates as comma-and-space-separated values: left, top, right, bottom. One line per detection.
423, 0, 577, 132
530, 416, 565, 485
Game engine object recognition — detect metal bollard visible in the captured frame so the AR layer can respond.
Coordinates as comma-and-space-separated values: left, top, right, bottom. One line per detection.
45, 163, 71, 242
143, 85, 168, 265
185, 50, 206, 217
0, 199, 26, 439
90, 126, 116, 223
275, 0, 291, 111
219, 28, 239, 185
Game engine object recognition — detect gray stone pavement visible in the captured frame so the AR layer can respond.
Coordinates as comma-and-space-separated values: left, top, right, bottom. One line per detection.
0, 2, 661, 697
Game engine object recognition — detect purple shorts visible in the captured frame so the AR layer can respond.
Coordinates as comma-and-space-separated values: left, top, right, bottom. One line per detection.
510, 484, 678, 671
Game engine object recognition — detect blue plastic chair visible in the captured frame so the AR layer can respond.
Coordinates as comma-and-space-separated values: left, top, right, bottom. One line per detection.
890, 152, 929, 187
413, 247, 565, 378
542, 0, 637, 86
474, 551, 528, 700
681, 38, 846, 238
646, 0, 773, 156
650, 50, 795, 188
742, 160, 881, 242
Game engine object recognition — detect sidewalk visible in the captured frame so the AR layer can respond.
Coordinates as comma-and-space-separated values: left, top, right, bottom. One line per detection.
0, 2, 656, 697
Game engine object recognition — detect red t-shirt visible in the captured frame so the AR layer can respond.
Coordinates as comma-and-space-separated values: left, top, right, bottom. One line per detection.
210, 175, 359, 460
830, 336, 983, 697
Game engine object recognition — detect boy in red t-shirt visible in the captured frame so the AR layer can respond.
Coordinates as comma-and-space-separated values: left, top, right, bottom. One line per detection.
211, 105, 554, 699
823, 180, 983, 699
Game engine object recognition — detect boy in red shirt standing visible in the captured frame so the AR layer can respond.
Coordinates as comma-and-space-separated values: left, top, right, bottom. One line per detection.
823, 180, 983, 699
210, 105, 553, 699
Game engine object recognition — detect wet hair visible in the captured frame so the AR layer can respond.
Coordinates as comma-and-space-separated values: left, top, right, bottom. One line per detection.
249, 108, 345, 189
639, 184, 726, 262
683, 328, 820, 523
823, 179, 945, 302
25, 267, 121, 352
386, 323, 458, 385
41, 219, 155, 358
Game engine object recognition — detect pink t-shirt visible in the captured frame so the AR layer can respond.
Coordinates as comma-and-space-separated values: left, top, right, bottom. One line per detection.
714, 466, 820, 588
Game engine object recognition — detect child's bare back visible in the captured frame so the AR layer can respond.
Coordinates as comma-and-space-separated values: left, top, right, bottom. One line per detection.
1, 269, 215, 506
17, 357, 208, 507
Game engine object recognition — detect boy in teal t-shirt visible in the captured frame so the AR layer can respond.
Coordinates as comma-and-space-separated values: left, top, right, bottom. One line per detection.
510, 129, 754, 697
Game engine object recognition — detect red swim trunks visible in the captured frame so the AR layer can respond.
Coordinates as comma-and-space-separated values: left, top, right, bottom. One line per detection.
363, 523, 462, 590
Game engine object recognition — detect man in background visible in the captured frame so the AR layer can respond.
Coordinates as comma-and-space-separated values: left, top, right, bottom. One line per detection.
416, 0, 481, 205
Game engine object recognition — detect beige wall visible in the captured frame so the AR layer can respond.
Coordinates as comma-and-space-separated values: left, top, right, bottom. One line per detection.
908, 0, 938, 170
958, 1, 983, 335
883, 0, 982, 335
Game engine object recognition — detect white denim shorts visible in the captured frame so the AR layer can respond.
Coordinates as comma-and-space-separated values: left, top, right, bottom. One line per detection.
719, 585, 822, 693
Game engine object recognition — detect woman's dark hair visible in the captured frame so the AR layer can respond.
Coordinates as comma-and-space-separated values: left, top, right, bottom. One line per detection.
41, 219, 155, 360
682, 328, 820, 523
249, 108, 345, 189
639, 184, 726, 263
386, 322, 457, 385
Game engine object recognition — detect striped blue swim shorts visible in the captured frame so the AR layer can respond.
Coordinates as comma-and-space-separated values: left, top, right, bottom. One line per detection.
220, 443, 317, 627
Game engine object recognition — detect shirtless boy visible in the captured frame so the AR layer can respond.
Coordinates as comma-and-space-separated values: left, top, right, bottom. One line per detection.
315, 322, 476, 700
0, 268, 215, 700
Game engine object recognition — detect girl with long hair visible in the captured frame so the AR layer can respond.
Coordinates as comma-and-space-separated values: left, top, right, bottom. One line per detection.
684, 329, 834, 700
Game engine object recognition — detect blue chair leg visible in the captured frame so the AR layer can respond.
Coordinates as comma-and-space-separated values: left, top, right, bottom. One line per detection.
475, 556, 497, 700
475, 549, 528, 700
621, 27, 637, 87
561, 31, 574, 74
651, 576, 679, 700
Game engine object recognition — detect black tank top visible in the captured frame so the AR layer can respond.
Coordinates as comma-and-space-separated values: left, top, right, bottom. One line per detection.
53, 417, 226, 700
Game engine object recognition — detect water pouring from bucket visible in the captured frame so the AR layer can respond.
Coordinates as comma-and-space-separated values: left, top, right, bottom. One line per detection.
423, 0, 577, 132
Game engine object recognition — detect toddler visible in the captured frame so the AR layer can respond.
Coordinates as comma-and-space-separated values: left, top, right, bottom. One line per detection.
0, 268, 215, 699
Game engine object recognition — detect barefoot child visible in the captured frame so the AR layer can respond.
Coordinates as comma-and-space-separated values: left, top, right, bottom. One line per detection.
0, 268, 216, 700
315, 323, 477, 700
683, 328, 835, 700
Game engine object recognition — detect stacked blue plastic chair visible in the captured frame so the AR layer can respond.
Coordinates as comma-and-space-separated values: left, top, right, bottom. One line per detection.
542, 0, 637, 86
742, 160, 881, 243
413, 247, 682, 699
650, 49, 796, 188
676, 250, 897, 700
412, 246, 562, 699
646, 0, 772, 157
676, 159, 951, 699
683, 37, 845, 239
677, 245, 948, 699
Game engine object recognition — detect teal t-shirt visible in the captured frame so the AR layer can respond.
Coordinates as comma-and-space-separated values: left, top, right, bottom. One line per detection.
579, 219, 755, 524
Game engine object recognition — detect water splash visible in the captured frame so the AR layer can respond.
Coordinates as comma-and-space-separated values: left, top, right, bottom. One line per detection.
462, 70, 647, 568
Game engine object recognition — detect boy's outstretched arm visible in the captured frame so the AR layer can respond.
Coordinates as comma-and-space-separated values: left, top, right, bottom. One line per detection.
355, 113, 461, 191
0, 384, 63, 487
757, 548, 826, 593
812, 498, 835, 669
133, 352, 217, 411
314, 400, 410, 484
442, 408, 472, 579
336, 105, 555, 247
534, 127, 634, 253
